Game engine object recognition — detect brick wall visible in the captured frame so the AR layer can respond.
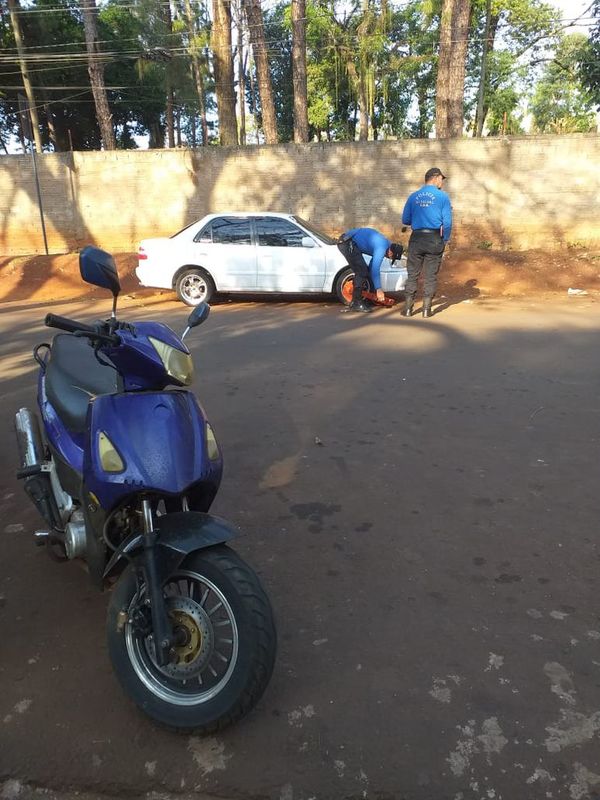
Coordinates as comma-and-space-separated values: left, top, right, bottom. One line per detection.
1, 134, 599, 256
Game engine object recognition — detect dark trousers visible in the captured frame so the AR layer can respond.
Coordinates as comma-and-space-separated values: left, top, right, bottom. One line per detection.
405, 230, 446, 299
338, 239, 371, 302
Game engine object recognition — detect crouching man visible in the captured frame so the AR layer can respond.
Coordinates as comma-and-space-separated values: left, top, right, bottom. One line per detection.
338, 227, 403, 313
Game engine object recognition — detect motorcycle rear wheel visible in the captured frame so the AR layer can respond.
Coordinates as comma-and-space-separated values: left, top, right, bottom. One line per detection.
106, 545, 276, 732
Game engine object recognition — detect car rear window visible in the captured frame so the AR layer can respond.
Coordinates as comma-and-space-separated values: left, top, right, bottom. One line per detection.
203, 217, 252, 245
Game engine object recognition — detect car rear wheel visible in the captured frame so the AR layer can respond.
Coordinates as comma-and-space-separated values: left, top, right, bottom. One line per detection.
176, 269, 215, 306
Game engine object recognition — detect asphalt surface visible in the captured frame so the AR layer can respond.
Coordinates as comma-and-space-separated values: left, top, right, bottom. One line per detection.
1, 291, 600, 800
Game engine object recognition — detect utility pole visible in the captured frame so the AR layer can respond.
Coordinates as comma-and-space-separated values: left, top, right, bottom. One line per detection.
8, 0, 43, 153
475, 0, 492, 137
18, 94, 49, 255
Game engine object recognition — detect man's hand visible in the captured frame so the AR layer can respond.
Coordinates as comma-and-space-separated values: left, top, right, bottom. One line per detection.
376, 289, 385, 303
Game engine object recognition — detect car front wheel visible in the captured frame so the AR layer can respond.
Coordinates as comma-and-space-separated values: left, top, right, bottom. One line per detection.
176, 269, 215, 306
335, 267, 355, 306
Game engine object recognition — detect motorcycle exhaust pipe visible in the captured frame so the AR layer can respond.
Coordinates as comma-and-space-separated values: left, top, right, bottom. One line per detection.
15, 408, 62, 533
15, 408, 44, 468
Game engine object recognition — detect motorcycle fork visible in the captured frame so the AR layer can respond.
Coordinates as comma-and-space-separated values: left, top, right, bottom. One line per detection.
140, 498, 174, 667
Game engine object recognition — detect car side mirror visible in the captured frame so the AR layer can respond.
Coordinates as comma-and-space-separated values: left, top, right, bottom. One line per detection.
301, 237, 316, 248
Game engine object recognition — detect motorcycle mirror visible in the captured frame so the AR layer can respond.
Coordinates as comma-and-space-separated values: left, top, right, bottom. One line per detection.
182, 302, 210, 340
188, 303, 210, 327
80, 246, 121, 295
79, 246, 121, 317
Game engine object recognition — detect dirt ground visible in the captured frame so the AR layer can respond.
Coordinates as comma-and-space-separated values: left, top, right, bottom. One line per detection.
0, 246, 599, 305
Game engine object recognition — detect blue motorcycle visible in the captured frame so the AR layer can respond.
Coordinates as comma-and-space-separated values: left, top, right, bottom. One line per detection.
14, 246, 276, 731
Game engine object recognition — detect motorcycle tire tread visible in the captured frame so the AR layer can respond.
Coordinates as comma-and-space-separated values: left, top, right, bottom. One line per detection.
106, 544, 277, 733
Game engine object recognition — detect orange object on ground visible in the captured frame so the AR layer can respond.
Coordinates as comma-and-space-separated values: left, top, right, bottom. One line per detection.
362, 290, 396, 307
339, 274, 396, 307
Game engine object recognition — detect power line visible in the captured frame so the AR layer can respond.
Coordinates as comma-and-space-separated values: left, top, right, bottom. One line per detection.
3, 16, 595, 63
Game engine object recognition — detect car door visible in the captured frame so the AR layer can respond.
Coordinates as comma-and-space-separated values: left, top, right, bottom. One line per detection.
254, 217, 326, 292
192, 216, 257, 290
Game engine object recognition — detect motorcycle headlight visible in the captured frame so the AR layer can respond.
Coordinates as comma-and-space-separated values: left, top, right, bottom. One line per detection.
148, 337, 194, 386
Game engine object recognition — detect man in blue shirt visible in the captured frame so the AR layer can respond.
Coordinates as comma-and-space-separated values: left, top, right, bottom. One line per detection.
402, 167, 452, 318
338, 227, 403, 313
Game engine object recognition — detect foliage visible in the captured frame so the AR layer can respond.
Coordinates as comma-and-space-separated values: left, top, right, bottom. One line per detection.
263, 4, 294, 142
0, 0, 596, 150
530, 33, 596, 133
465, 0, 562, 134
579, 0, 600, 107
0, 0, 98, 150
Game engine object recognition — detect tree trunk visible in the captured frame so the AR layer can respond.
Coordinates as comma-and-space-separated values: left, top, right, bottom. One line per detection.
162, 1, 175, 148
358, 68, 369, 140
51, 109, 72, 152
149, 121, 164, 149
237, 0, 246, 145
183, 0, 209, 145
212, 0, 238, 144
435, 0, 453, 138
8, 0, 44, 152
356, 0, 370, 141
166, 88, 175, 148
417, 83, 427, 138
436, 0, 471, 138
243, 0, 278, 143
447, 0, 471, 137
42, 95, 58, 150
475, 6, 499, 136
80, 0, 116, 150
248, 53, 260, 143
291, 0, 309, 142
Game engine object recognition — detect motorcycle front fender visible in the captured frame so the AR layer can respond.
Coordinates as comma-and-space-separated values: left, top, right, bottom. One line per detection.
103, 511, 237, 584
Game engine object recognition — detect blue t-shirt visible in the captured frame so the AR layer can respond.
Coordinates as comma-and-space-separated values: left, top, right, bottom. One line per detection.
343, 227, 390, 290
402, 185, 452, 242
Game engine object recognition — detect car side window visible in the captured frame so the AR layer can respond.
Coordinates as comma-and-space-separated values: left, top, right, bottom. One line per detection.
256, 218, 306, 248
210, 217, 252, 245
194, 223, 213, 243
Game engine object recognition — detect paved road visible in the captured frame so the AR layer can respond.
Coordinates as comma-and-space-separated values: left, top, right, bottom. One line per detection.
1, 293, 600, 800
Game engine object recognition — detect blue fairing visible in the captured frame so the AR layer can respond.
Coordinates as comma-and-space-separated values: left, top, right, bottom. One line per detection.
39, 372, 85, 472
105, 321, 191, 391
83, 390, 222, 510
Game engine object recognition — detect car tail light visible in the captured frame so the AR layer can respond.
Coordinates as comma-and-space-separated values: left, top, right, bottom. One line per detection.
138, 246, 148, 260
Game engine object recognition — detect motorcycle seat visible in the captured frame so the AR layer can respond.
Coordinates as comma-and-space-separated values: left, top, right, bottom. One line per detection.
45, 334, 122, 434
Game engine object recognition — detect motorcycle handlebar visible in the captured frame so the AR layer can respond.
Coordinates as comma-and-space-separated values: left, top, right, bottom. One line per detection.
44, 314, 120, 346
45, 313, 97, 334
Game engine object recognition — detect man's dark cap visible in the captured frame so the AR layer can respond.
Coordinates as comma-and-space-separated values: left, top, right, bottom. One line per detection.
425, 166, 446, 181
389, 242, 404, 264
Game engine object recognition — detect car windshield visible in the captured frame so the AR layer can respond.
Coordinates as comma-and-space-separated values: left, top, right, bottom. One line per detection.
292, 216, 337, 245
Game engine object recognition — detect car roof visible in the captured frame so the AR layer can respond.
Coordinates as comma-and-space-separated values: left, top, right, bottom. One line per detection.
200, 211, 297, 221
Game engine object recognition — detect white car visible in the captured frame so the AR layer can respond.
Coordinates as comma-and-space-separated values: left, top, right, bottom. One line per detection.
136, 212, 407, 306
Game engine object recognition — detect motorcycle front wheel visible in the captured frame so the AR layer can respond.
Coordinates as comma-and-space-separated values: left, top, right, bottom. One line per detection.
106, 545, 276, 732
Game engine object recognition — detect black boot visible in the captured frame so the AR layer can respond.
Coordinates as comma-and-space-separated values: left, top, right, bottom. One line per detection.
402, 294, 415, 317
422, 297, 433, 318
351, 300, 373, 313
343, 299, 372, 313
